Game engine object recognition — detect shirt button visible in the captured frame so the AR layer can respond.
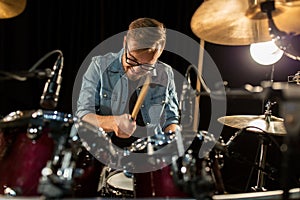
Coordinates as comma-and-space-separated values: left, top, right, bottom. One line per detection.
146, 122, 150, 125
103, 93, 107, 98
141, 104, 144, 108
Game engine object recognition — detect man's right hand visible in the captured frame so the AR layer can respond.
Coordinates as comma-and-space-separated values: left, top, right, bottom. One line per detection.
82, 113, 136, 138
113, 114, 136, 138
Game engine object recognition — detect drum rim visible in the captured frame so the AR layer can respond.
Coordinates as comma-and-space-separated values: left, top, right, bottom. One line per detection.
106, 171, 133, 191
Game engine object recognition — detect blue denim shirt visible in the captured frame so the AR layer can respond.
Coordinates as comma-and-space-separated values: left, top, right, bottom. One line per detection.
76, 49, 179, 137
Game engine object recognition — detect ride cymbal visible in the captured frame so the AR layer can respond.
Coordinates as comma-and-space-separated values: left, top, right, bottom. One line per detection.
190, 0, 300, 45
218, 115, 286, 135
0, 0, 26, 19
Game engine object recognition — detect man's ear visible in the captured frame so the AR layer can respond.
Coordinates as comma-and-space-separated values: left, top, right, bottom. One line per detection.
123, 36, 127, 49
153, 45, 164, 60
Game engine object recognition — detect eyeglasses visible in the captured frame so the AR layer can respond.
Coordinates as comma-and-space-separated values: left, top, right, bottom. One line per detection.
125, 43, 156, 71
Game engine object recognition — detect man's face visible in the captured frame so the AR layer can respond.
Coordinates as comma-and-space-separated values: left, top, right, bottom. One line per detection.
123, 40, 162, 81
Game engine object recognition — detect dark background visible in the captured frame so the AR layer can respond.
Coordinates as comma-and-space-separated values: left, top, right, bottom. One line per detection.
0, 0, 299, 194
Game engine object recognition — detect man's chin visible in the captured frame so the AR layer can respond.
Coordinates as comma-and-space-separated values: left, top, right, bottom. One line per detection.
127, 72, 143, 81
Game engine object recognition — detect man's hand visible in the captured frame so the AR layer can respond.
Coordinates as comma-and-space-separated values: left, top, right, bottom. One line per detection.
113, 114, 136, 138
82, 113, 136, 139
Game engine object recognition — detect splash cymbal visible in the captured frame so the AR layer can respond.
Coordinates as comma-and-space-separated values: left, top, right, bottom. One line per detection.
218, 115, 286, 136
190, 0, 300, 45
0, 0, 26, 19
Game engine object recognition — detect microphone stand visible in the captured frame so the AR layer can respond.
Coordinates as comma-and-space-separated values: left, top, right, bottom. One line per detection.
40, 54, 64, 110
0, 69, 52, 81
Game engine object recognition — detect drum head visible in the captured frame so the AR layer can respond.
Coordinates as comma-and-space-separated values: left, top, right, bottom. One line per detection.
107, 172, 133, 191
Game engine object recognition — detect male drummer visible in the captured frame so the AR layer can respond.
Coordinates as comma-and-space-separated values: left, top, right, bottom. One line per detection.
76, 17, 180, 148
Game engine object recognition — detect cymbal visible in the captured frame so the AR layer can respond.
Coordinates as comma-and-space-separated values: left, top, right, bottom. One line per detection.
218, 115, 286, 136
0, 110, 33, 128
190, 0, 300, 45
0, 0, 26, 19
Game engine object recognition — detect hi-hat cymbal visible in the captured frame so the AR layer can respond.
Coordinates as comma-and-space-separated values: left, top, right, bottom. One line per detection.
218, 115, 286, 135
0, 0, 26, 19
191, 0, 300, 45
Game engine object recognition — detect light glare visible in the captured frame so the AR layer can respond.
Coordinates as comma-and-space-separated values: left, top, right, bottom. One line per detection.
250, 41, 284, 65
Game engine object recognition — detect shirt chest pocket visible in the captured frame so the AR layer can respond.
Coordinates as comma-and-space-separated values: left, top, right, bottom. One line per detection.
150, 93, 167, 105
149, 85, 168, 105
147, 92, 167, 124
101, 88, 118, 101
99, 88, 119, 114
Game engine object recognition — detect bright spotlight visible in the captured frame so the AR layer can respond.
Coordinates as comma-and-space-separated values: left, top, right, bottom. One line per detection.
250, 40, 284, 65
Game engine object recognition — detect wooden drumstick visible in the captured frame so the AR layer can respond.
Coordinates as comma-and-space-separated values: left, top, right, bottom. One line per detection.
131, 75, 151, 121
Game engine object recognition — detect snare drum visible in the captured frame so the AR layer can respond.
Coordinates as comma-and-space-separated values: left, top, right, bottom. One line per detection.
105, 171, 134, 198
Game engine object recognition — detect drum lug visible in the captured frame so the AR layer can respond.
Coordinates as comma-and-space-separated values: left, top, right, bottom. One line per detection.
3, 186, 18, 197
26, 125, 43, 140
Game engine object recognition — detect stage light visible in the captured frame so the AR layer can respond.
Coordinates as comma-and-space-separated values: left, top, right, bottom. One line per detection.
250, 40, 284, 65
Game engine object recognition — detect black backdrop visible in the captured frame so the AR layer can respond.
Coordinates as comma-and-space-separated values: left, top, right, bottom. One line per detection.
0, 0, 299, 193
1, 0, 299, 116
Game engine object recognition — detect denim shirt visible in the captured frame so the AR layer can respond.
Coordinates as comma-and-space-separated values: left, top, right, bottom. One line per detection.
76, 49, 180, 137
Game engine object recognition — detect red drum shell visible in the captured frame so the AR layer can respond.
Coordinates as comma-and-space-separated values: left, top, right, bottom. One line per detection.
0, 128, 54, 196
134, 164, 189, 198
0, 110, 104, 197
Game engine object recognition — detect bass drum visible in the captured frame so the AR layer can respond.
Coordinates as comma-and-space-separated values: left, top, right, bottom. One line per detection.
0, 109, 103, 197
72, 148, 103, 198
0, 110, 71, 196
134, 164, 189, 198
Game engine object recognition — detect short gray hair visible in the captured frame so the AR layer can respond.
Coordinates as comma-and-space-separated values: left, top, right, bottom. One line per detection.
126, 18, 166, 51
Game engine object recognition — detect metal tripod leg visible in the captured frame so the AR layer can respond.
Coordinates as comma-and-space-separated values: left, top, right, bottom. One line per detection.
252, 136, 268, 192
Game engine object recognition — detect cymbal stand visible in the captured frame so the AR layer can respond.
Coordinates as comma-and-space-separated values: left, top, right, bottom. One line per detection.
251, 100, 275, 192
251, 135, 269, 192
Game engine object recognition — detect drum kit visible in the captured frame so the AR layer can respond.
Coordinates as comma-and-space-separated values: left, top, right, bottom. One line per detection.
0, 102, 294, 199
1, 0, 300, 199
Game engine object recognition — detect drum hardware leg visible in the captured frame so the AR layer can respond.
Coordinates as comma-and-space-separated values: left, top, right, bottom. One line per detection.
38, 133, 83, 198
3, 186, 19, 197
150, 171, 156, 197
209, 149, 225, 194
171, 150, 215, 200
251, 135, 269, 192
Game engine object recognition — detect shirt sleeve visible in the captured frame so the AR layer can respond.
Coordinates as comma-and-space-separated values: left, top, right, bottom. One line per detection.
162, 68, 180, 129
76, 57, 101, 119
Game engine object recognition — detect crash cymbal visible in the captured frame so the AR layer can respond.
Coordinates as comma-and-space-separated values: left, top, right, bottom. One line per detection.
0, 0, 26, 19
218, 115, 286, 135
191, 0, 300, 45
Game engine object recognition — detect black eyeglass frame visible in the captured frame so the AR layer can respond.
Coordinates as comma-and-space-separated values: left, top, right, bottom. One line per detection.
124, 43, 157, 71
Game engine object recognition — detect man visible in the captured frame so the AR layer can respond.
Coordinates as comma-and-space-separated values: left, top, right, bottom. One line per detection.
76, 17, 180, 149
